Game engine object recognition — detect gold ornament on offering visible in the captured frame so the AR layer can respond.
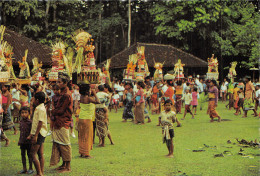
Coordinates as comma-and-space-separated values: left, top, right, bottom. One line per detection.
228, 61, 237, 81
174, 59, 185, 78
207, 54, 218, 73
153, 58, 164, 81
18, 49, 31, 79
73, 30, 92, 73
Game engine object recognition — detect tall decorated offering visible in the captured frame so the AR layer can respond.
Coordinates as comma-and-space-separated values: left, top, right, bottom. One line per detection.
153, 59, 164, 81
135, 46, 150, 81
18, 49, 31, 79
48, 41, 73, 81
227, 61, 237, 82
73, 29, 100, 84
123, 54, 137, 82
100, 59, 111, 85
31, 57, 43, 83
0, 25, 10, 82
207, 54, 219, 80
174, 59, 185, 79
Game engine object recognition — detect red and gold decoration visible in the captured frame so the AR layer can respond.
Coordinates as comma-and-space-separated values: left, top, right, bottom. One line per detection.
73, 29, 100, 84
135, 46, 150, 81
153, 59, 164, 81
123, 54, 137, 81
207, 54, 219, 80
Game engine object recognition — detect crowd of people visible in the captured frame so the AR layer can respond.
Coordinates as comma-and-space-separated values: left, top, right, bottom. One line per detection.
0, 73, 259, 175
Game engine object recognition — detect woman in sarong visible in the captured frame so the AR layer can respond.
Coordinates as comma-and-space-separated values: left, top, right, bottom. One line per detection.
133, 81, 145, 124
96, 85, 114, 147
10, 83, 21, 123
175, 80, 183, 114
208, 80, 221, 122
78, 84, 100, 158
151, 82, 159, 114
2, 83, 17, 134
0, 89, 9, 146
122, 83, 134, 122
164, 80, 175, 111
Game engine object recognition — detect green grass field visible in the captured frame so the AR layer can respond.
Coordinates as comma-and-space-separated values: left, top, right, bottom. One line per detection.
0, 102, 259, 176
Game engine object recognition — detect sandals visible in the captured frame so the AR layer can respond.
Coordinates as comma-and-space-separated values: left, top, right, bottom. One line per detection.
27, 170, 34, 174
18, 170, 27, 174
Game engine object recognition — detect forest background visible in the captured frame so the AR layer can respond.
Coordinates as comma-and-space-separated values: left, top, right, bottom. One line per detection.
0, 0, 259, 80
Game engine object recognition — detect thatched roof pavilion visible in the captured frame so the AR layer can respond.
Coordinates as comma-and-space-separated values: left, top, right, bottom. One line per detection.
3, 28, 52, 66
107, 42, 207, 69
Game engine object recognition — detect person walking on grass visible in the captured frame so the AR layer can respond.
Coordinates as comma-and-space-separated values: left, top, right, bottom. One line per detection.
0, 89, 9, 147
181, 88, 194, 120
27, 92, 48, 176
1, 83, 18, 135
96, 85, 114, 147
18, 107, 34, 175
133, 81, 146, 124
122, 83, 134, 122
160, 99, 181, 158
207, 80, 221, 122
191, 87, 199, 115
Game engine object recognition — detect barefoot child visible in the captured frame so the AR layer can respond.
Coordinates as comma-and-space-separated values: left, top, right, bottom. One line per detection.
18, 107, 34, 174
112, 91, 119, 113
182, 88, 194, 120
160, 99, 181, 158
27, 92, 48, 176
191, 87, 199, 115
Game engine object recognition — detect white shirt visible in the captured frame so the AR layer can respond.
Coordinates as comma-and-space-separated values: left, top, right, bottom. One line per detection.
96, 92, 109, 108
162, 84, 168, 93
182, 93, 192, 105
221, 84, 227, 92
11, 89, 20, 101
72, 90, 80, 101
133, 85, 138, 94
30, 103, 48, 137
256, 89, 260, 98
113, 94, 120, 100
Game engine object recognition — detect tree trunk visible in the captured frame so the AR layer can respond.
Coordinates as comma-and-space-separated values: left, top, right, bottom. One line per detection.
45, 0, 50, 31
121, 24, 125, 48
95, 41, 99, 62
127, 0, 131, 47
53, 2, 57, 23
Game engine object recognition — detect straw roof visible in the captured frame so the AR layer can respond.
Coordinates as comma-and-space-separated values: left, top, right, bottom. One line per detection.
3, 28, 52, 65
107, 42, 207, 68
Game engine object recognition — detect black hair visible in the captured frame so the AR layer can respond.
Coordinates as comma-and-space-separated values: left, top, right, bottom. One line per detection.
52, 84, 60, 90
164, 99, 172, 105
211, 80, 217, 86
98, 85, 104, 91
166, 80, 174, 86
177, 80, 182, 86
79, 84, 90, 96
19, 106, 30, 115
186, 82, 190, 86
137, 81, 145, 89
35, 92, 46, 104
193, 87, 198, 92
104, 83, 113, 93
125, 82, 133, 89
11, 83, 17, 89
21, 84, 30, 92
2, 84, 10, 91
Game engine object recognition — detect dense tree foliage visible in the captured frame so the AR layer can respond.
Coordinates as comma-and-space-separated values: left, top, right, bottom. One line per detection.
0, 0, 258, 74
